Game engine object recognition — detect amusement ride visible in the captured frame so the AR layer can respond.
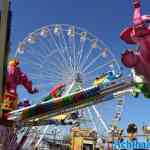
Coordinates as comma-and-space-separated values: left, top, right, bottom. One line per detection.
14, 24, 126, 149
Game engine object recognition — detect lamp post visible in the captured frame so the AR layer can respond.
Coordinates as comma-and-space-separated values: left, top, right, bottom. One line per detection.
0, 1, 18, 149
0, 0, 11, 117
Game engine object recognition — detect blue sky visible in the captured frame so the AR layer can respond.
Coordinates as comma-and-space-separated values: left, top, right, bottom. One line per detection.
5, 0, 150, 133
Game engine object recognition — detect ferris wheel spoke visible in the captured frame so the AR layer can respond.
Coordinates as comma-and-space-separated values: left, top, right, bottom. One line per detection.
44, 70, 63, 80
43, 58, 65, 72
44, 59, 69, 76
78, 38, 87, 71
69, 38, 81, 72
63, 37, 75, 72
86, 107, 98, 133
81, 110, 91, 129
42, 60, 65, 76
59, 32, 72, 67
45, 49, 60, 58
37, 36, 54, 56
61, 26, 78, 72
35, 80, 58, 87
39, 27, 59, 56
87, 107, 106, 137
40, 70, 63, 81
47, 28, 62, 50
53, 51, 70, 73
80, 47, 94, 70
49, 31, 68, 69
38, 36, 54, 55
68, 38, 77, 72
28, 43, 47, 61
57, 28, 70, 54
33, 75, 62, 83
56, 34, 68, 56
46, 34, 59, 52
82, 53, 104, 73
38, 49, 58, 67
22, 54, 43, 68
34, 83, 51, 89
47, 28, 72, 72
27, 73, 47, 79
20, 57, 42, 69
46, 53, 70, 74
27, 72, 62, 82
25, 46, 45, 65
35, 42, 51, 58
85, 59, 116, 75
47, 37, 67, 66
67, 28, 77, 71
59, 27, 69, 50
92, 105, 109, 132
57, 48, 74, 75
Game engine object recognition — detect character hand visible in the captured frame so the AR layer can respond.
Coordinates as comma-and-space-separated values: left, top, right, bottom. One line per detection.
133, 0, 141, 8
31, 88, 38, 94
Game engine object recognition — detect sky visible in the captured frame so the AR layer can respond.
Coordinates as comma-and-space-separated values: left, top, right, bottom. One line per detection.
2, 0, 150, 134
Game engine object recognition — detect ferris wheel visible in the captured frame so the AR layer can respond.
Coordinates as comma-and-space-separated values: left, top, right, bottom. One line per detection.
15, 24, 125, 142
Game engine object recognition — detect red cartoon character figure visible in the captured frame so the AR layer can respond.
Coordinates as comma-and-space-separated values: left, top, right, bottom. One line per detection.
2, 59, 38, 118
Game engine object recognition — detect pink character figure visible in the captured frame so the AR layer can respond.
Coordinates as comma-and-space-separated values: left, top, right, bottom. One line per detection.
120, 0, 150, 84
2, 59, 37, 118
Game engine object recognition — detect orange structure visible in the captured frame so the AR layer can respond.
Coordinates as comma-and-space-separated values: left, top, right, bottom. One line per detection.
71, 127, 98, 150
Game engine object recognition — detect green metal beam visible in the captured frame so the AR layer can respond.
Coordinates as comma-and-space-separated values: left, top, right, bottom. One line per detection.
0, 0, 10, 115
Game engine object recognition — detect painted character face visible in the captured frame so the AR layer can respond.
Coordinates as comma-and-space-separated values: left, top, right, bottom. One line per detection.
8, 64, 16, 74
7, 60, 19, 74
